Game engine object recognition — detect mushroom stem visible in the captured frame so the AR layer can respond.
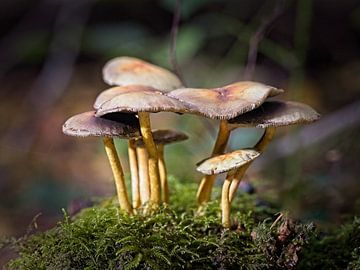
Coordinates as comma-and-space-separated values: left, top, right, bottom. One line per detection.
103, 137, 133, 214
138, 112, 161, 206
158, 144, 169, 204
128, 139, 140, 209
197, 120, 230, 205
137, 146, 150, 204
222, 170, 235, 228
229, 127, 276, 202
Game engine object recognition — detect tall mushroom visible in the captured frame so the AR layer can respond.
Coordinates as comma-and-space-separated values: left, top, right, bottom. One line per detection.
197, 149, 261, 228
227, 101, 320, 201
168, 81, 283, 205
134, 129, 188, 203
62, 111, 140, 214
97, 57, 183, 208
96, 87, 188, 207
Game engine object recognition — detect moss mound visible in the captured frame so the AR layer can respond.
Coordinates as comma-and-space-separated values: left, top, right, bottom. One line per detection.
0, 181, 320, 269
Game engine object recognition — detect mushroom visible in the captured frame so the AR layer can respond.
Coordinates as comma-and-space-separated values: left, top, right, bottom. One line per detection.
103, 56, 183, 91
62, 111, 140, 214
197, 149, 261, 228
96, 87, 188, 207
227, 101, 320, 201
167, 81, 283, 205
98, 57, 183, 208
134, 129, 188, 204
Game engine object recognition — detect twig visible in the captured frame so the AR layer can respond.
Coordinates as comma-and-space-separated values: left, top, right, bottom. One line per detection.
2, 0, 94, 154
243, 1, 286, 80
169, 0, 186, 86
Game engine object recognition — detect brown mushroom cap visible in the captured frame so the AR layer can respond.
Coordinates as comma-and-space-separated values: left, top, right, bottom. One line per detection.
62, 111, 140, 138
167, 81, 283, 120
228, 101, 320, 129
95, 87, 188, 117
94, 85, 154, 110
103, 56, 183, 91
134, 129, 188, 147
197, 149, 260, 175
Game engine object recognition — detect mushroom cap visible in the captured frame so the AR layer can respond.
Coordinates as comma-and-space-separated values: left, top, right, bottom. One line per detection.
62, 111, 140, 138
134, 129, 188, 147
94, 85, 153, 110
228, 101, 320, 129
167, 81, 283, 120
196, 149, 260, 175
103, 56, 183, 91
95, 86, 188, 117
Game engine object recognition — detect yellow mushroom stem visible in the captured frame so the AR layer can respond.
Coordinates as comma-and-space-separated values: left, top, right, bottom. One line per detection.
197, 120, 230, 205
138, 112, 161, 206
103, 137, 133, 214
158, 144, 169, 204
137, 146, 150, 204
128, 139, 140, 209
221, 170, 236, 228
229, 127, 276, 202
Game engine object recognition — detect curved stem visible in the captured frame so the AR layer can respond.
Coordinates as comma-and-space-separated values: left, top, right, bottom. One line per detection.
221, 171, 235, 228
228, 127, 276, 202
138, 112, 161, 206
103, 137, 133, 214
128, 139, 140, 209
197, 120, 230, 205
137, 146, 150, 205
158, 144, 169, 204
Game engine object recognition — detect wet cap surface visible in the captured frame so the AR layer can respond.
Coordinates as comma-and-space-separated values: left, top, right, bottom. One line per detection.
103, 56, 183, 91
134, 129, 188, 147
228, 101, 320, 129
196, 149, 260, 175
168, 81, 283, 120
95, 89, 188, 116
94, 85, 154, 110
62, 111, 140, 138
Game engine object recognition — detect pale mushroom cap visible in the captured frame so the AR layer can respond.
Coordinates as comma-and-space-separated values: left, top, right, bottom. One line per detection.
62, 111, 140, 138
167, 81, 284, 120
134, 129, 188, 147
94, 85, 153, 110
95, 87, 188, 117
197, 149, 260, 175
103, 56, 183, 91
228, 101, 320, 129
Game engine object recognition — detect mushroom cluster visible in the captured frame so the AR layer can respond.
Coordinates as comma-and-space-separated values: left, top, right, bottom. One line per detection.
62, 56, 320, 227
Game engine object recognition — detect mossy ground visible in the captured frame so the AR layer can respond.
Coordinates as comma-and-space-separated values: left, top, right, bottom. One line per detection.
1, 178, 360, 269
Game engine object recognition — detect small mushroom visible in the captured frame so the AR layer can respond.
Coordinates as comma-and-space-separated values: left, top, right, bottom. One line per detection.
134, 129, 188, 204
96, 87, 188, 207
62, 111, 140, 214
227, 101, 320, 201
168, 81, 283, 205
197, 149, 260, 228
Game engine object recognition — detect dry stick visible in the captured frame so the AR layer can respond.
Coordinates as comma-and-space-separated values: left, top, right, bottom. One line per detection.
137, 146, 150, 204
197, 120, 230, 205
138, 112, 161, 206
158, 145, 169, 204
229, 127, 276, 202
169, 0, 186, 86
103, 137, 133, 214
243, 0, 285, 80
128, 139, 140, 208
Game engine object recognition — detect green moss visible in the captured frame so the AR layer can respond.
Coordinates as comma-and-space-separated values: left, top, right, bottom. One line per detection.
4, 180, 315, 270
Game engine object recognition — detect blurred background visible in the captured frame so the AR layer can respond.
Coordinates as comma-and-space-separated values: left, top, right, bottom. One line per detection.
0, 0, 359, 258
